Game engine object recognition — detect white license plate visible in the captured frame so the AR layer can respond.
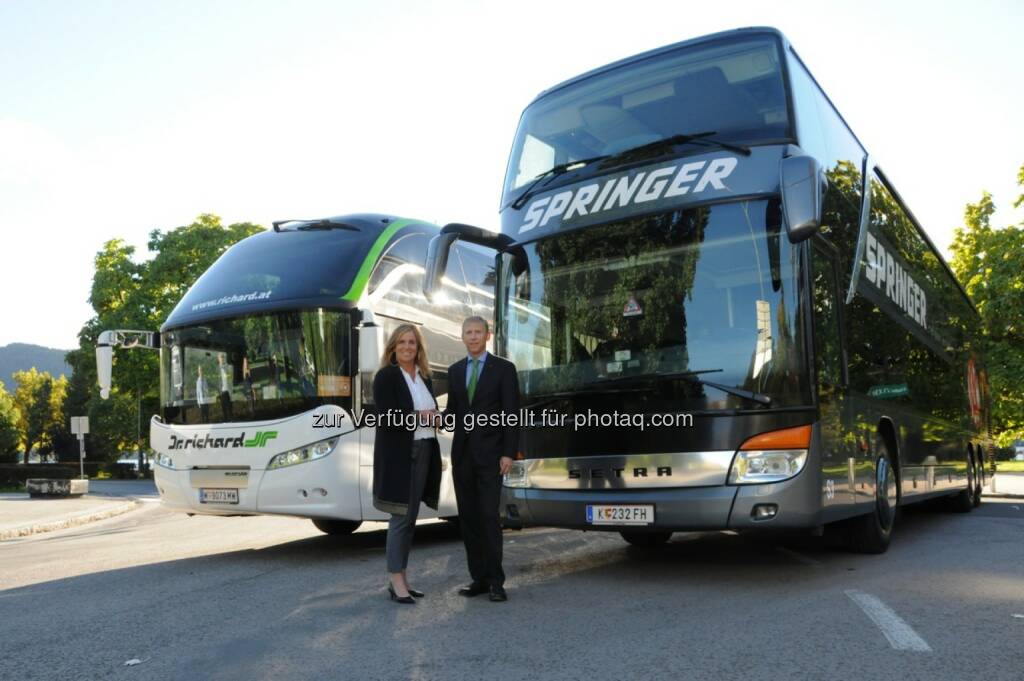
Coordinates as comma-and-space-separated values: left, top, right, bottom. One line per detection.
586, 504, 654, 525
199, 488, 239, 504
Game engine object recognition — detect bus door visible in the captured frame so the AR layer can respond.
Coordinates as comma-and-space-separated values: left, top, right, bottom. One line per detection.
810, 237, 861, 516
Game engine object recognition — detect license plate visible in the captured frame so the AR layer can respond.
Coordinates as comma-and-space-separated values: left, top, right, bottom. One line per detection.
199, 488, 239, 504
586, 504, 654, 525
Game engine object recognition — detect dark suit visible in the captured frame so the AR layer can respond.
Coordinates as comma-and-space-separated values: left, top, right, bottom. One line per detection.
371, 365, 442, 516
446, 353, 519, 588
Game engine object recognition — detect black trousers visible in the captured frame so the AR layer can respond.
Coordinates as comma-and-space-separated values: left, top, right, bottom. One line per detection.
453, 457, 504, 588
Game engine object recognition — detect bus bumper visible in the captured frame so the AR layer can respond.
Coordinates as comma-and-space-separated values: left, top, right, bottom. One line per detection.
501, 466, 819, 531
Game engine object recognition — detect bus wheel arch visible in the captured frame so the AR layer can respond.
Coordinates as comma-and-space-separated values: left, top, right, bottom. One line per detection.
842, 423, 898, 553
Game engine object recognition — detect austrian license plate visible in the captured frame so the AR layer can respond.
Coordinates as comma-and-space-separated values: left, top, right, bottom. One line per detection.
586, 504, 654, 526
199, 488, 239, 504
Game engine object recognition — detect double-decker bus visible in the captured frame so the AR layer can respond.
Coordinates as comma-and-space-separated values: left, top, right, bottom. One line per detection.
98, 214, 494, 534
425, 28, 990, 552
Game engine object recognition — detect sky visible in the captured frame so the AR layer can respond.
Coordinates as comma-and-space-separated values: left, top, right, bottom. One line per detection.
1, 0, 1022, 350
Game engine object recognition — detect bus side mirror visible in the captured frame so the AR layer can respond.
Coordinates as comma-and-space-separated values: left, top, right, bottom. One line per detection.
96, 332, 115, 400
424, 232, 458, 302
780, 154, 825, 243
358, 311, 383, 375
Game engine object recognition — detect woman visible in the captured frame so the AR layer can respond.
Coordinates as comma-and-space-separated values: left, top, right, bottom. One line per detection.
372, 324, 442, 604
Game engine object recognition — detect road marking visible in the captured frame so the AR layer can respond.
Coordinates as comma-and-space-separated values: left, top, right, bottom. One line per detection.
845, 590, 932, 652
776, 547, 821, 567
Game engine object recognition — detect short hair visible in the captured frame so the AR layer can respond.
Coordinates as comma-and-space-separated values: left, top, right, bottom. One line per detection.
462, 316, 490, 333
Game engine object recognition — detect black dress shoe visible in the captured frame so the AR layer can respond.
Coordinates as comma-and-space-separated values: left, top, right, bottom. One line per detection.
458, 581, 489, 597
407, 588, 425, 598
388, 585, 415, 604
488, 586, 508, 602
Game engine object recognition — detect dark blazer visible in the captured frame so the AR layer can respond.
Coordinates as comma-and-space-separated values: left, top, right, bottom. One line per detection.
371, 364, 442, 515
446, 354, 520, 466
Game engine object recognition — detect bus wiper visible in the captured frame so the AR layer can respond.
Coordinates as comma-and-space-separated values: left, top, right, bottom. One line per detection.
591, 368, 772, 406
526, 385, 649, 410
506, 154, 609, 211
272, 219, 361, 232
600, 131, 752, 170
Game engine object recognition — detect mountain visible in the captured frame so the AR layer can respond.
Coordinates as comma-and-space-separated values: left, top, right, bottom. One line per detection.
0, 343, 72, 391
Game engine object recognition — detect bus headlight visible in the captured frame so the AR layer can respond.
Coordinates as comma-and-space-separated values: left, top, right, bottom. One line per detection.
267, 437, 340, 470
503, 460, 529, 488
728, 449, 807, 484
157, 453, 174, 469
728, 424, 811, 485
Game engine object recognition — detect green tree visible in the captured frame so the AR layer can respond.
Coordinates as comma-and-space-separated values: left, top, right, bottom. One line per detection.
950, 164, 1024, 446
12, 368, 68, 460
64, 214, 263, 459
0, 380, 20, 462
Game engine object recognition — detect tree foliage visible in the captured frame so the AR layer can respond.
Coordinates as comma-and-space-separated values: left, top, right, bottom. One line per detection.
950, 164, 1024, 446
65, 214, 263, 459
0, 380, 20, 462
11, 368, 68, 460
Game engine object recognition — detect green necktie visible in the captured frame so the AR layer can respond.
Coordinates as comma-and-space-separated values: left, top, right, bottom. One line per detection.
467, 358, 480, 403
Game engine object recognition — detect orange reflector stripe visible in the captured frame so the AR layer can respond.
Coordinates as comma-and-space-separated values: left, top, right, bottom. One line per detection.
739, 424, 812, 451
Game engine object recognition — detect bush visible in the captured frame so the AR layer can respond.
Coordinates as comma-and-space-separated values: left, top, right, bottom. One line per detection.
0, 464, 79, 485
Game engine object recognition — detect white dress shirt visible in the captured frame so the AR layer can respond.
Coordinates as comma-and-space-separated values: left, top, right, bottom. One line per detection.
400, 367, 436, 440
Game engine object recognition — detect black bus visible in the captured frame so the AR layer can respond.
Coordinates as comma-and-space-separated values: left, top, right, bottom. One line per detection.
425, 28, 991, 552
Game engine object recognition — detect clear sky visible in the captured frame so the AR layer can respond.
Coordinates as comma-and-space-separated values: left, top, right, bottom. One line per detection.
1, 0, 1022, 350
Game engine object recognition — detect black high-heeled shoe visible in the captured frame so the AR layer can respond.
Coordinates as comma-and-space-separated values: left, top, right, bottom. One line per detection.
388, 584, 415, 604
407, 587, 425, 598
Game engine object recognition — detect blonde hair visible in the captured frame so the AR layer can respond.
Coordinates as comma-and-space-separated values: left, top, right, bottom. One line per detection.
380, 324, 430, 377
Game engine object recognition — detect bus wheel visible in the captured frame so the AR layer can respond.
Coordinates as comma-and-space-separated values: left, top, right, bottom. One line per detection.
950, 451, 975, 513
620, 530, 672, 547
312, 518, 361, 535
845, 443, 897, 554
971, 454, 983, 508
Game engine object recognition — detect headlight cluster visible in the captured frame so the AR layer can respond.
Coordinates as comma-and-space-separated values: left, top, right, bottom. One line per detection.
728, 449, 807, 485
267, 437, 339, 470
157, 453, 174, 469
503, 460, 529, 488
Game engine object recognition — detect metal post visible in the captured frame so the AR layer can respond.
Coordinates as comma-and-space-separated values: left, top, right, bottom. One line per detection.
78, 436, 85, 479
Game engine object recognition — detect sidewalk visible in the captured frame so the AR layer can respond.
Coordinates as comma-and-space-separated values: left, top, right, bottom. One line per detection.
986, 471, 1024, 498
0, 493, 140, 541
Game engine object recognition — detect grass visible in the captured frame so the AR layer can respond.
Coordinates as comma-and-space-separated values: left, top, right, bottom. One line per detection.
0, 483, 26, 493
996, 461, 1024, 473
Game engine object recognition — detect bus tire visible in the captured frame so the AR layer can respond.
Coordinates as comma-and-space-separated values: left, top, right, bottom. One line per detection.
844, 442, 897, 554
949, 451, 975, 513
312, 518, 361, 535
620, 530, 672, 547
971, 453, 983, 508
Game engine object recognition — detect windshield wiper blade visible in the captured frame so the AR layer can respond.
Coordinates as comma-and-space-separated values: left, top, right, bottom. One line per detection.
506, 154, 609, 211
589, 368, 772, 406
272, 219, 361, 232
599, 131, 752, 170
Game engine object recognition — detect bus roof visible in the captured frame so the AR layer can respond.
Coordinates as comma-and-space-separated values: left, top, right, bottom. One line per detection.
162, 214, 440, 331
530, 27, 790, 105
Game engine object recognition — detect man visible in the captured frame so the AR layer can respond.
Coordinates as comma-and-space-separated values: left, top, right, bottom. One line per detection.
445, 316, 519, 602
217, 353, 233, 419
195, 366, 211, 422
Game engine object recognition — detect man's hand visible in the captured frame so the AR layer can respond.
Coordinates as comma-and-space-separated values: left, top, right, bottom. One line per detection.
499, 456, 514, 475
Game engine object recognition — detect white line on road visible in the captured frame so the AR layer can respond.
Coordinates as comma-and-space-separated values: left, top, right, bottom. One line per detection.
845, 590, 932, 652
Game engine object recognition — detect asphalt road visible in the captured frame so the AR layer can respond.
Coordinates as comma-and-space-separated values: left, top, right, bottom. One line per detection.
2, 497, 1023, 681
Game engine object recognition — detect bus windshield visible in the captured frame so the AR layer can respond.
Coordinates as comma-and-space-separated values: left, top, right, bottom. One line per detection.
500, 200, 810, 410
160, 309, 352, 425
502, 34, 790, 206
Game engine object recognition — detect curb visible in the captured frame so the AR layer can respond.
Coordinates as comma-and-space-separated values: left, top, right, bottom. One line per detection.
982, 493, 1024, 500
0, 499, 141, 542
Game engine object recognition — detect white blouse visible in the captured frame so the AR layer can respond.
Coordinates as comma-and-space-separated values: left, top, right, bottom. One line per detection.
400, 367, 436, 440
